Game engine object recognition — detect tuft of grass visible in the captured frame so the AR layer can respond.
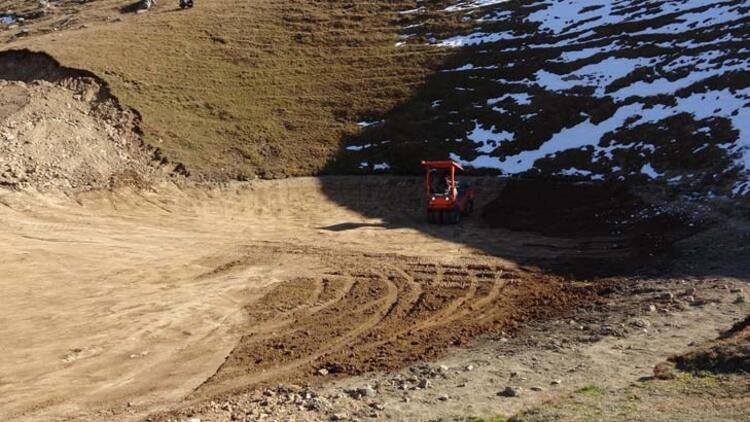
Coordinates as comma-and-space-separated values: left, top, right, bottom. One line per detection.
575, 384, 606, 397
514, 375, 750, 422
467, 417, 508, 422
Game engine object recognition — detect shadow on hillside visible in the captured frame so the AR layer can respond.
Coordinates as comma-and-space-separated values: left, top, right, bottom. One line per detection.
315, 58, 750, 282
316, 174, 749, 280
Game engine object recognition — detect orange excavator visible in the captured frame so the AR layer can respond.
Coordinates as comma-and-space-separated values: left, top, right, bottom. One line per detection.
421, 160, 475, 224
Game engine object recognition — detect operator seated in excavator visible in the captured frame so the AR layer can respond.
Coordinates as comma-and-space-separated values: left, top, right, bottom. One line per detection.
428, 168, 452, 196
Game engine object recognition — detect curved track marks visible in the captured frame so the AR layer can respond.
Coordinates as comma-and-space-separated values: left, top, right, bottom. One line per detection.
196, 249, 582, 400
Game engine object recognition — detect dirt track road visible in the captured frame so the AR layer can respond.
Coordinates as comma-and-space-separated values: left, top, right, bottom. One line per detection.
0, 178, 596, 421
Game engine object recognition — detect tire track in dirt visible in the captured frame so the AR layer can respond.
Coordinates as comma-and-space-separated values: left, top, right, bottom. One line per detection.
187, 248, 587, 406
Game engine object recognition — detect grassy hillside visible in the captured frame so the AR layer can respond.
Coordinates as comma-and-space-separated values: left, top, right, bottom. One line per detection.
1, 0, 441, 179
3, 0, 749, 196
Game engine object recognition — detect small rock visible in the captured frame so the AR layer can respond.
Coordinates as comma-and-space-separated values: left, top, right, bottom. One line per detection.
439, 365, 449, 373
631, 318, 650, 328
660, 292, 675, 301
530, 386, 544, 391
653, 362, 676, 380
186, 417, 201, 422
690, 297, 707, 307
358, 386, 377, 398
550, 379, 562, 385
648, 304, 657, 313
465, 365, 474, 372
438, 394, 449, 401
370, 402, 386, 411
730, 288, 743, 294
734, 295, 746, 304
418, 378, 431, 389
497, 386, 520, 397
317, 368, 329, 376
329, 414, 347, 421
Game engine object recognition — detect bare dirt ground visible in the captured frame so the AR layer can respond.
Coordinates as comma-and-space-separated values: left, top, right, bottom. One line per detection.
0, 177, 582, 421
1, 177, 748, 422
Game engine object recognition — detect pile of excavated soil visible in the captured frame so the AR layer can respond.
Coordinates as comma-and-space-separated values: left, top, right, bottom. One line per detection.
0, 76, 173, 191
670, 315, 750, 374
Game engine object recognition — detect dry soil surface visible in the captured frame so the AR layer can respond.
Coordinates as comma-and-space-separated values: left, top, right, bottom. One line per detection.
0, 177, 598, 421
1, 178, 748, 422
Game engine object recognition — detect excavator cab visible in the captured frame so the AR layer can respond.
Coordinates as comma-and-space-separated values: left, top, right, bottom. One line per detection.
421, 160, 475, 224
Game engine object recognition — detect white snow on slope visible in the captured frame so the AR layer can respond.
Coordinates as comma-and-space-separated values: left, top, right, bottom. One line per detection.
452, 87, 750, 176
445, 0, 512, 12
378, 0, 750, 194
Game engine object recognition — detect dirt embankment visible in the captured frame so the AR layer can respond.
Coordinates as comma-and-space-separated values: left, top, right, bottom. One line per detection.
670, 315, 750, 374
0, 50, 184, 191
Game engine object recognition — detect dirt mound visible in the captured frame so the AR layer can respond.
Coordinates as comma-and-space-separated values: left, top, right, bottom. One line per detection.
670, 315, 750, 374
0, 51, 184, 191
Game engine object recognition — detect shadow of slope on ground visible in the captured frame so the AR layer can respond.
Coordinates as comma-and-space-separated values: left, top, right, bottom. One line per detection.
318, 175, 750, 280
318, 0, 750, 280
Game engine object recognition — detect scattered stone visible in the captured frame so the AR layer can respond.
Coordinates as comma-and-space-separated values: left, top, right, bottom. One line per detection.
550, 379, 562, 385
358, 386, 377, 398
530, 386, 544, 391
630, 318, 650, 328
464, 365, 474, 372
689, 297, 707, 307
497, 386, 520, 397
734, 295, 746, 304
418, 378, 431, 389
648, 304, 657, 313
439, 365, 449, 373
186, 417, 201, 422
317, 368, 329, 376
438, 394, 449, 401
730, 288, 743, 294
329, 414, 347, 421
660, 292, 675, 301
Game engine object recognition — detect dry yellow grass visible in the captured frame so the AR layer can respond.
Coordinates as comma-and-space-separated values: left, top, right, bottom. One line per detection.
2, 0, 445, 178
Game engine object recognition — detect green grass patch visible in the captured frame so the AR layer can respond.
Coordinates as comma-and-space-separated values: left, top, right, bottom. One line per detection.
575, 384, 606, 397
